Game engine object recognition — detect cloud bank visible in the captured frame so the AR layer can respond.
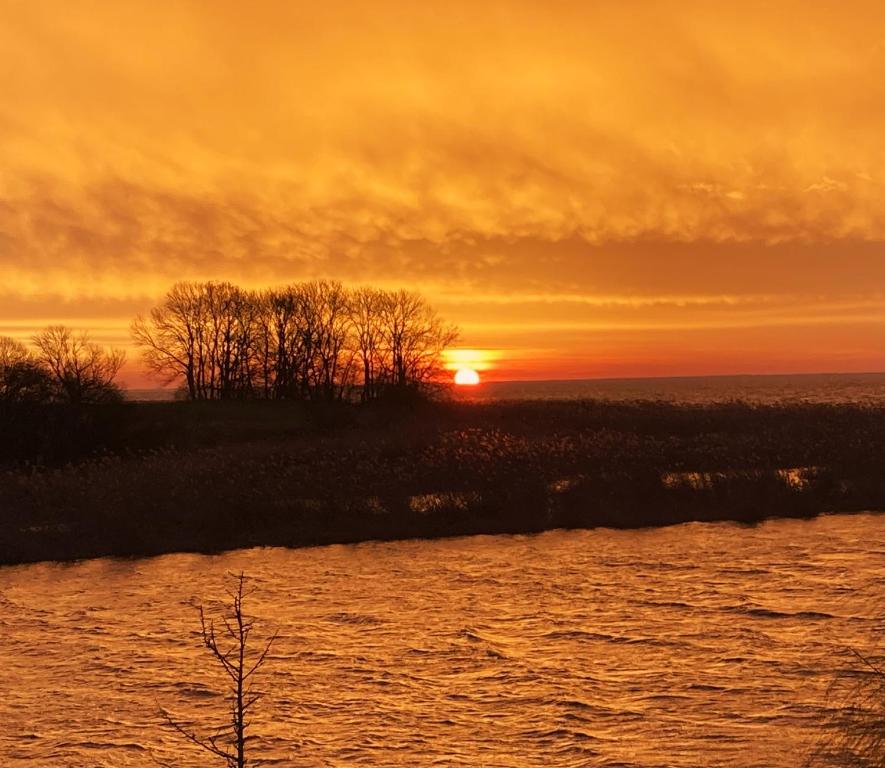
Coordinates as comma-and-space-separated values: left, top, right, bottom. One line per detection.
2, 0, 885, 380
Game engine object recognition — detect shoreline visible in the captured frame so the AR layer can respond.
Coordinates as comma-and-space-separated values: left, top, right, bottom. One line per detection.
4, 507, 882, 568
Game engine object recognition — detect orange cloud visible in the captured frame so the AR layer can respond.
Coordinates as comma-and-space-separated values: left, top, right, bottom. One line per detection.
2, 1, 885, 381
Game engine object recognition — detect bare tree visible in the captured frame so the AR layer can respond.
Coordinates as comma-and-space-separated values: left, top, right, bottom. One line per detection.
132, 282, 207, 399
31, 326, 125, 403
380, 290, 459, 392
255, 281, 356, 402
0, 336, 30, 370
0, 336, 53, 403
160, 573, 277, 768
133, 282, 261, 400
303, 280, 355, 401
254, 287, 301, 400
349, 287, 386, 402
202, 283, 260, 400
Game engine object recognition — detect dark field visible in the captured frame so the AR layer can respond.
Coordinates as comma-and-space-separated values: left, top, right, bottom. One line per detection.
2, 398, 885, 565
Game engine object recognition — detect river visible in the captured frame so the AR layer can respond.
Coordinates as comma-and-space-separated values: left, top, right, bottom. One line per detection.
1, 513, 883, 767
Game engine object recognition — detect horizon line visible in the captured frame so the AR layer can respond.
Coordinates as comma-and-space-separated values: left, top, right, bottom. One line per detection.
123, 369, 885, 392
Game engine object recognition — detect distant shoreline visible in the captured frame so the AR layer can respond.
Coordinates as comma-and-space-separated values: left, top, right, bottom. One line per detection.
123, 371, 885, 406
3, 398, 885, 565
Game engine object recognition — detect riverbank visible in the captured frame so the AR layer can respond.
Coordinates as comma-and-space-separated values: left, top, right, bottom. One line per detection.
2, 398, 885, 564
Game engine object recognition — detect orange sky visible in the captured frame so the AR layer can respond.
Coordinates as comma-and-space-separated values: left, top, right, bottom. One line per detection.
3, 0, 885, 384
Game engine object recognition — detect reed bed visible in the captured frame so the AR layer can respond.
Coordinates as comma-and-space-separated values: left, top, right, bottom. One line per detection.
2, 398, 885, 564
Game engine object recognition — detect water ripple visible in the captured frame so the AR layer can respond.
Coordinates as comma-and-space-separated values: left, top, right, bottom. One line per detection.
0, 513, 882, 766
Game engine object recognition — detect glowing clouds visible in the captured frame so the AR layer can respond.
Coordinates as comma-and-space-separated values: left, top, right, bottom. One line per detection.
443, 348, 499, 374
3, 2, 885, 378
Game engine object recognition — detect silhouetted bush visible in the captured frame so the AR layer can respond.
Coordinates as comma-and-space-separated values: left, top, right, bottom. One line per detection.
807, 648, 885, 767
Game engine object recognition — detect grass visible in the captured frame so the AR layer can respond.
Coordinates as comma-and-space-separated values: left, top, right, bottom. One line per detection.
807, 648, 885, 767
2, 398, 885, 564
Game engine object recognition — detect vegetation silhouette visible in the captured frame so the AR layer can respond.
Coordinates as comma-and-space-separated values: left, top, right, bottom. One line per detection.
3, 283, 885, 564
0, 336, 54, 403
0, 329, 123, 405
32, 325, 125, 404
2, 397, 885, 564
158, 572, 277, 768
807, 646, 884, 767
131, 279, 457, 401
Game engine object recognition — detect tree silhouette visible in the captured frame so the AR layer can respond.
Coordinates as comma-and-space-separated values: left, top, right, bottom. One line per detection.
380, 288, 458, 391
160, 573, 277, 768
31, 325, 125, 403
133, 280, 459, 401
350, 286, 386, 402
0, 335, 54, 403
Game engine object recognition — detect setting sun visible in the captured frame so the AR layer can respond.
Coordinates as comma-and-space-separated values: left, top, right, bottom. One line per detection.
454, 367, 481, 386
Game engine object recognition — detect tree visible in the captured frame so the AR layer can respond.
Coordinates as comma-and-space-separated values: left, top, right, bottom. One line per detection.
0, 336, 54, 403
253, 287, 304, 400
253, 286, 306, 400
31, 326, 125, 403
349, 287, 386, 402
133, 282, 261, 400
0, 336, 29, 371
202, 283, 261, 400
132, 282, 206, 400
380, 289, 458, 392
302, 279, 355, 401
160, 573, 277, 768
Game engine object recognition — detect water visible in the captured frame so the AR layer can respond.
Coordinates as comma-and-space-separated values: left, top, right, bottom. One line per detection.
1, 514, 882, 767
453, 372, 885, 405
129, 372, 885, 405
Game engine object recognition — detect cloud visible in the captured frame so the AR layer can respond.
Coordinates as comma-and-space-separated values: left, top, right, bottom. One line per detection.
2, 0, 885, 377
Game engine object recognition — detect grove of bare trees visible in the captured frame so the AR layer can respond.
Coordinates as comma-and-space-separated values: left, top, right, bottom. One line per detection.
32, 326, 126, 404
132, 280, 458, 401
0, 328, 125, 404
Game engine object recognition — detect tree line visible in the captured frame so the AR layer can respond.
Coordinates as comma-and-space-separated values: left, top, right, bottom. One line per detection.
0, 280, 458, 404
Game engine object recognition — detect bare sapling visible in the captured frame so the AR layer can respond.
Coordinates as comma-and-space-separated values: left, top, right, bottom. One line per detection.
159, 572, 278, 768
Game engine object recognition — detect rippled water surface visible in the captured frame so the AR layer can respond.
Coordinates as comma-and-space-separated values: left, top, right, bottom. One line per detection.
453, 372, 885, 404
1, 514, 883, 767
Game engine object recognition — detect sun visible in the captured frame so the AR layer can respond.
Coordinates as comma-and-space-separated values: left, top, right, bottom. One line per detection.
454, 367, 481, 386
444, 348, 496, 384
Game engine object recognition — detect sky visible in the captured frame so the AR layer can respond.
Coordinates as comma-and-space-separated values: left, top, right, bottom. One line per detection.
2, 0, 885, 384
